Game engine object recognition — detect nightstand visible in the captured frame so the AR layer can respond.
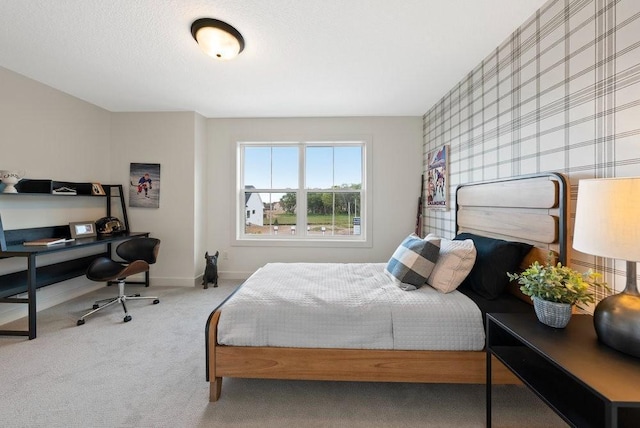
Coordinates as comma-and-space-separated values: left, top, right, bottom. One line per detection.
486, 313, 640, 428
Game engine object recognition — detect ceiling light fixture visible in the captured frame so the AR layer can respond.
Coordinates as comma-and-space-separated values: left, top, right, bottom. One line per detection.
191, 18, 245, 60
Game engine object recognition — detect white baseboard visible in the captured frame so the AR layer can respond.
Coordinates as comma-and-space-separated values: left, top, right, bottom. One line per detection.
192, 271, 251, 287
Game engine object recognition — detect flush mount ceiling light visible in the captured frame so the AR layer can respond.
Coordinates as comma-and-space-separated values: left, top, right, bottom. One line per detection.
191, 18, 245, 60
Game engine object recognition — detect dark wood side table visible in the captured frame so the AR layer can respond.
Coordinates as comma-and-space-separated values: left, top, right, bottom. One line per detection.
486, 313, 640, 428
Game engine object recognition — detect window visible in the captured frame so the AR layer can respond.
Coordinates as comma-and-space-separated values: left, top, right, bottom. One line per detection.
237, 141, 368, 243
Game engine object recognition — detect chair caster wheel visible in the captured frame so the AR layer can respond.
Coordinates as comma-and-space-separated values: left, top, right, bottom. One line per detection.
153, 299, 160, 304
77, 319, 85, 326
124, 315, 132, 322
92, 304, 99, 309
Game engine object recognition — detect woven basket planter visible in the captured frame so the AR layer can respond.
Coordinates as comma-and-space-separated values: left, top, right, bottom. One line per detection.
532, 296, 572, 328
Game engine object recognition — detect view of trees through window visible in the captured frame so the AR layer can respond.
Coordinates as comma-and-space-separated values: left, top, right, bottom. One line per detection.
240, 142, 364, 238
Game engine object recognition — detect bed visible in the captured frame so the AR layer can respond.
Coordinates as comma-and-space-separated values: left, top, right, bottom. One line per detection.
205, 172, 568, 402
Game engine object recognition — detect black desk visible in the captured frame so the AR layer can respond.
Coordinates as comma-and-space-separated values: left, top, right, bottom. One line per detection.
486, 313, 640, 428
0, 231, 149, 339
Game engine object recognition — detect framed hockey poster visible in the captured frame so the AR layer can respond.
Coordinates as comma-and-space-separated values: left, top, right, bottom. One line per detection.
129, 163, 160, 208
426, 145, 448, 210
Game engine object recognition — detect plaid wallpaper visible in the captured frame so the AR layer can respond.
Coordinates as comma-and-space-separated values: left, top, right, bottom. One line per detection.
423, 0, 640, 298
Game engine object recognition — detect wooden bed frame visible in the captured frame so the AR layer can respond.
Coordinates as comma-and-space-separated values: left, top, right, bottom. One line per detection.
206, 172, 568, 402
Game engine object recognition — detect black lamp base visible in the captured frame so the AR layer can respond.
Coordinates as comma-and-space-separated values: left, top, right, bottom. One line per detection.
593, 261, 640, 358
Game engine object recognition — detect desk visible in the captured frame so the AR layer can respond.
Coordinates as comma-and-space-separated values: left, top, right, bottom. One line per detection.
0, 231, 149, 339
486, 313, 640, 428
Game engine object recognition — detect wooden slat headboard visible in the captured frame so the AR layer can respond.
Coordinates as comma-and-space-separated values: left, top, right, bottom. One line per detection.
455, 172, 568, 266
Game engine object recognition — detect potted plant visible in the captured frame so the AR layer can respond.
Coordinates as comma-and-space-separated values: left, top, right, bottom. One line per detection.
507, 258, 608, 328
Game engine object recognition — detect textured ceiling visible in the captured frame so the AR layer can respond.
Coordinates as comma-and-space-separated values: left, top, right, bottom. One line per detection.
0, 0, 546, 118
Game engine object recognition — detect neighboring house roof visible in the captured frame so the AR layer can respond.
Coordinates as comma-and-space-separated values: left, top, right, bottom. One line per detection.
245, 185, 255, 205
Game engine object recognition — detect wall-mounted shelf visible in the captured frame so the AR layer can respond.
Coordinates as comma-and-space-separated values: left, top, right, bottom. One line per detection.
0, 183, 130, 243
12, 179, 94, 195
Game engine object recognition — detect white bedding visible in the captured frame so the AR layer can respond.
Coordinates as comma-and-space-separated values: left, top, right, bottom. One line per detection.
217, 263, 486, 351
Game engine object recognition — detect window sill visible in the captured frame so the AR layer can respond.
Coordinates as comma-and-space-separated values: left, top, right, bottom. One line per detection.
232, 238, 372, 248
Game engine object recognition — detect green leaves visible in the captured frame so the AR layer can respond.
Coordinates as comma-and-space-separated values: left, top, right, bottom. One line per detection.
507, 258, 608, 308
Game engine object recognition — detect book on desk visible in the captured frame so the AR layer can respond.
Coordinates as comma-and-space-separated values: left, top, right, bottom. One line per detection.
23, 238, 75, 246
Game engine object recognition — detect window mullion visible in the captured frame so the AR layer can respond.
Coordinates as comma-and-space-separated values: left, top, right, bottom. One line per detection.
298, 144, 306, 235
269, 146, 274, 190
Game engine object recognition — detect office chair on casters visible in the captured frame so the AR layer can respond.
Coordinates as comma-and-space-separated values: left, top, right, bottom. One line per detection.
77, 237, 161, 326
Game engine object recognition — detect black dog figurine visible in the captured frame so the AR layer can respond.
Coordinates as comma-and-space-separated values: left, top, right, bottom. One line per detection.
202, 251, 219, 289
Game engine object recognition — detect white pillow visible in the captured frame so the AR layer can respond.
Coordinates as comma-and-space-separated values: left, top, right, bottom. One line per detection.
426, 234, 476, 293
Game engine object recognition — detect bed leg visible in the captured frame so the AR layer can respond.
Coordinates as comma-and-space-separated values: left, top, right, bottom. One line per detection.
210, 377, 222, 402
208, 310, 222, 402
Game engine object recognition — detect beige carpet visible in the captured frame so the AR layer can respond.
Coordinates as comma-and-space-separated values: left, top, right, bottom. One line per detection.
0, 281, 567, 428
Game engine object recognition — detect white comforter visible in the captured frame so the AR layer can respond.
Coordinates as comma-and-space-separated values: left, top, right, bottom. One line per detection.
217, 263, 485, 351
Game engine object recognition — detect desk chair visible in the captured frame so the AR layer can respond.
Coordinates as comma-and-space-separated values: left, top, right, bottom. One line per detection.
77, 237, 161, 325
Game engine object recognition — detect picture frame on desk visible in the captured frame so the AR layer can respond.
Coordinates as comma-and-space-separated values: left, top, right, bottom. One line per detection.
69, 221, 97, 239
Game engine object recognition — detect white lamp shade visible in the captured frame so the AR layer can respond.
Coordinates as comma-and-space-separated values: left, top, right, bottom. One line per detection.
194, 26, 242, 60
573, 177, 640, 261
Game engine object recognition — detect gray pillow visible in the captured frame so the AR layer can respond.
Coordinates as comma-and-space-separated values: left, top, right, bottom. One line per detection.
385, 234, 440, 290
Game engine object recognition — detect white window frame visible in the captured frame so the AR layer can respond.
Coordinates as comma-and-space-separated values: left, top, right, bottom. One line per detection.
234, 139, 372, 248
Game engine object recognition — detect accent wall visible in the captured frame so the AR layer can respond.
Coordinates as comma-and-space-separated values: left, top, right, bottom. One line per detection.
422, 0, 640, 298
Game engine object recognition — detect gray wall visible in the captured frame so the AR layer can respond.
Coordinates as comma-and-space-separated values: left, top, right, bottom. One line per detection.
207, 117, 423, 279
110, 112, 207, 286
422, 0, 640, 297
0, 66, 112, 324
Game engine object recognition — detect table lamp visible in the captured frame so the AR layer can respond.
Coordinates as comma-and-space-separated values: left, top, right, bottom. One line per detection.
573, 177, 640, 358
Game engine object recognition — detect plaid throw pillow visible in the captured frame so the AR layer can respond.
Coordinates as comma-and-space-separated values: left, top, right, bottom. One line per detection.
385, 234, 440, 290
